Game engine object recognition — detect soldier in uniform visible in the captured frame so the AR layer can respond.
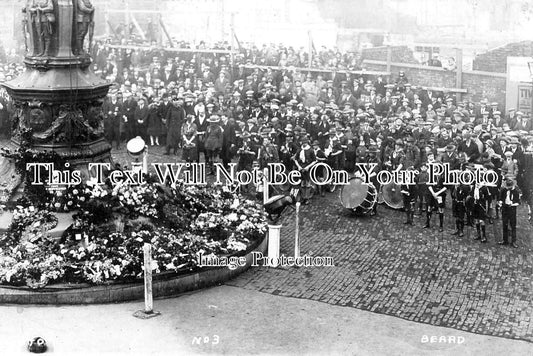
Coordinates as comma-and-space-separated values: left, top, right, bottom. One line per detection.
29, 0, 55, 56
75, 0, 94, 55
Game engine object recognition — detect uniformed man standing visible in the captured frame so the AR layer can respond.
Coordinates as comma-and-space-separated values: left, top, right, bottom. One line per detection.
498, 176, 521, 248
75, 0, 94, 55
29, 0, 55, 56
425, 171, 447, 232
451, 183, 470, 237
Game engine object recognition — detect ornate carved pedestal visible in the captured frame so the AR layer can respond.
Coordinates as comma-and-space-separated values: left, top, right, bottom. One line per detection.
0, 0, 108, 202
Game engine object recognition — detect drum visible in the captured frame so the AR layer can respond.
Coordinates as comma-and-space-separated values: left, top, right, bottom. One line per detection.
381, 182, 404, 209
340, 177, 377, 215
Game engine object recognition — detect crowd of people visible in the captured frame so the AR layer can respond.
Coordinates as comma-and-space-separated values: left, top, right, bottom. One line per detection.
91, 40, 533, 247
2, 37, 533, 246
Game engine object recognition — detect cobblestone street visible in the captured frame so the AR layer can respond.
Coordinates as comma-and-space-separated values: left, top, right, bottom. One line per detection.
226, 183, 533, 343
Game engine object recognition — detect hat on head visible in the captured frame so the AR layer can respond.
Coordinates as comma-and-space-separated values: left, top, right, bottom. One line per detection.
445, 144, 456, 152
368, 145, 379, 153
504, 176, 516, 188
207, 115, 220, 123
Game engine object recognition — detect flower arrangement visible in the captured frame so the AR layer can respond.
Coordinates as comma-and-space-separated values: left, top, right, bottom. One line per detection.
0, 179, 267, 288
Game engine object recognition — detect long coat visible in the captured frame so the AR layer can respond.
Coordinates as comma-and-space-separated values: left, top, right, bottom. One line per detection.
204, 123, 224, 151
146, 105, 163, 136
166, 105, 185, 147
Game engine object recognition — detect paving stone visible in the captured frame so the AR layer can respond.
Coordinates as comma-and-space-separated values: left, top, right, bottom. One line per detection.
226, 190, 533, 342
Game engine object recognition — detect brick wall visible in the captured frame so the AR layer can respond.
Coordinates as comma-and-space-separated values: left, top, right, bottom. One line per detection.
360, 46, 418, 65
362, 60, 507, 109
473, 41, 533, 73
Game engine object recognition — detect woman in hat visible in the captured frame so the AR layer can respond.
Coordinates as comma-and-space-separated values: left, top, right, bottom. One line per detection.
425, 103, 437, 121
146, 98, 163, 146
204, 115, 224, 174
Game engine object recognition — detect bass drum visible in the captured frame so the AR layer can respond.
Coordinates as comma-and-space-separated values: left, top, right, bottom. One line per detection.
340, 177, 377, 215
381, 182, 404, 209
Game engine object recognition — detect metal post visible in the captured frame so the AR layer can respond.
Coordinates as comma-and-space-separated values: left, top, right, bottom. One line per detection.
267, 225, 282, 267
133, 242, 160, 318
263, 168, 269, 205
455, 48, 463, 102
143, 243, 153, 314
294, 202, 301, 258
142, 147, 148, 175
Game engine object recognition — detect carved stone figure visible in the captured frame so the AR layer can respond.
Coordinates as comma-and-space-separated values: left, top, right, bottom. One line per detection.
28, 0, 55, 56
21, 4, 29, 53
75, 0, 95, 55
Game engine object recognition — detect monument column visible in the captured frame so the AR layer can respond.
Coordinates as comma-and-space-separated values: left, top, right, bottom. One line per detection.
56, 0, 74, 58
0, 0, 111, 202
